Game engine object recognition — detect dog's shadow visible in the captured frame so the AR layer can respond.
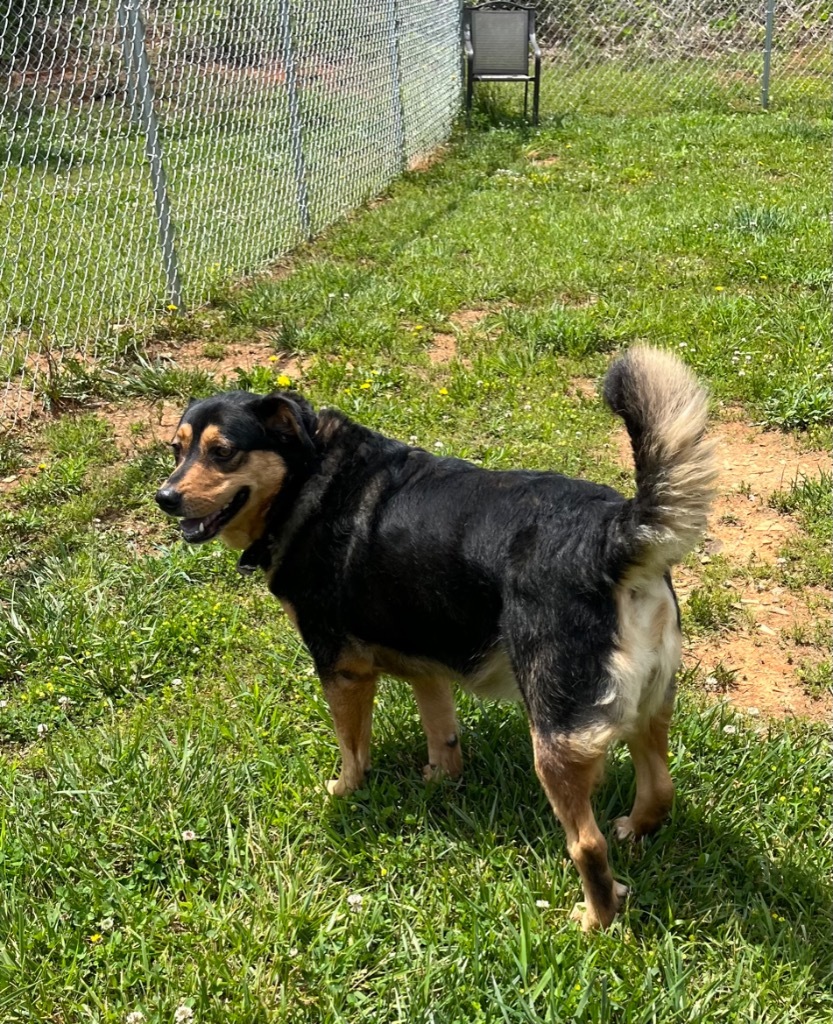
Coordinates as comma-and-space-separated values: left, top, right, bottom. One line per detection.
319, 701, 829, 979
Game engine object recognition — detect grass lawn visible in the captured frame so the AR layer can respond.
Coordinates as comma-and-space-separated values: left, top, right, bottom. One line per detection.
0, 91, 830, 1021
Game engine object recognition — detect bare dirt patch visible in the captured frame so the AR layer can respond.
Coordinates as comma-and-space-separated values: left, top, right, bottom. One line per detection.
566, 377, 598, 402
148, 336, 307, 382
526, 151, 560, 167
610, 413, 831, 722
427, 308, 492, 367
1, 374, 43, 427
407, 146, 448, 174
428, 333, 458, 365
711, 418, 829, 495
687, 630, 826, 721
449, 308, 491, 330
95, 399, 184, 456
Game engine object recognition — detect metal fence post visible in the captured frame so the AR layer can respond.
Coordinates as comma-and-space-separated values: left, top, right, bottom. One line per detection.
117, 0, 182, 308
385, 0, 407, 170
761, 0, 776, 109
280, 0, 311, 240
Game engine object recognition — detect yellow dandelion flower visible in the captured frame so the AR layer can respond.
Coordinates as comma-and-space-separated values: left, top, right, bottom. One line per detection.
166, 304, 178, 312
360, 382, 371, 390
277, 374, 291, 387
268, 355, 278, 363
714, 286, 725, 292
89, 933, 103, 944
438, 387, 449, 396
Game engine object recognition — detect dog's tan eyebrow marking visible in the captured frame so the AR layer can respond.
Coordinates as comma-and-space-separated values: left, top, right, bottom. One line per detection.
199, 425, 231, 452
172, 423, 193, 450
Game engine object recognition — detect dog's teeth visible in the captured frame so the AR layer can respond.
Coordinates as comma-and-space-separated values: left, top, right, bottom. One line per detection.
198, 522, 205, 534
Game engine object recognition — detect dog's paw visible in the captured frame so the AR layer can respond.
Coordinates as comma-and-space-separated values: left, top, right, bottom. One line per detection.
326, 777, 351, 797
614, 881, 630, 904
422, 761, 462, 783
570, 883, 629, 932
569, 901, 596, 931
613, 815, 637, 842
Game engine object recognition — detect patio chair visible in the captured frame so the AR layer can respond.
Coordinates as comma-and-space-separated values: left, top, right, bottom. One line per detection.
462, 2, 541, 126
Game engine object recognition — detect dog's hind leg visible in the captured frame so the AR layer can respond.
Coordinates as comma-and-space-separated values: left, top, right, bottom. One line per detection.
323, 671, 378, 797
410, 678, 462, 782
614, 699, 675, 841
531, 727, 628, 931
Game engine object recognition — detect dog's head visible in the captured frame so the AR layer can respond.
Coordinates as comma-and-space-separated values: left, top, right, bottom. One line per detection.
155, 390, 317, 549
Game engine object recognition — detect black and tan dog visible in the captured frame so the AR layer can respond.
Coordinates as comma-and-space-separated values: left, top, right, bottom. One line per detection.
156, 347, 715, 930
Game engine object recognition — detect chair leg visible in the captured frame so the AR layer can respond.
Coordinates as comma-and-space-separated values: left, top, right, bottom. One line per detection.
533, 63, 541, 126
524, 80, 529, 120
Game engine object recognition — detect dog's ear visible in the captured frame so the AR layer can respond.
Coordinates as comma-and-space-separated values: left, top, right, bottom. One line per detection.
254, 392, 316, 460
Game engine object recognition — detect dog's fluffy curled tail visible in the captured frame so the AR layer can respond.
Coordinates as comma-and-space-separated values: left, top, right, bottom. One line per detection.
604, 346, 717, 571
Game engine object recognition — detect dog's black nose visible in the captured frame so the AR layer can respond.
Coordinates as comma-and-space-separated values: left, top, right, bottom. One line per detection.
155, 487, 181, 515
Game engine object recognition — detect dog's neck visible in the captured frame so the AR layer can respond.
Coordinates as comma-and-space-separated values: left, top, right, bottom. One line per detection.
236, 408, 364, 577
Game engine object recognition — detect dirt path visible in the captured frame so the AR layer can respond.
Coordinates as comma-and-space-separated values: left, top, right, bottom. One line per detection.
615, 415, 831, 722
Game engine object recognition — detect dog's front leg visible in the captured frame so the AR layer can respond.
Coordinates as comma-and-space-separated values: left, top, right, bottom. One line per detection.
410, 678, 462, 782
322, 672, 378, 796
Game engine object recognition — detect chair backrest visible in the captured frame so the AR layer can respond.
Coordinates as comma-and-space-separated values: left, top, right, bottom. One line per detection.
465, 3, 533, 76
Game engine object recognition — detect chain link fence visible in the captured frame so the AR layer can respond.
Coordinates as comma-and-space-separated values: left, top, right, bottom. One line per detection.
1, 1, 830, 423
534, 1, 831, 114
0, 0, 460, 422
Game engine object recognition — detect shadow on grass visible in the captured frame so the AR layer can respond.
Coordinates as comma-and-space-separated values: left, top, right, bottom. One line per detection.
320, 699, 831, 986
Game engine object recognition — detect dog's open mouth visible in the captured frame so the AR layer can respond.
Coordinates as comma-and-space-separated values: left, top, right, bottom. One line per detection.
179, 487, 250, 543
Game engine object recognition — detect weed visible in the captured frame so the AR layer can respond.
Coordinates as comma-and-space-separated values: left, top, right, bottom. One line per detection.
0, 432, 25, 475
798, 658, 832, 699
769, 472, 832, 541
201, 341, 228, 360
685, 585, 737, 634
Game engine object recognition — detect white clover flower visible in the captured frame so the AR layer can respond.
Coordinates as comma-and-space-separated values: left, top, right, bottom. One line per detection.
170, 678, 183, 688
99, 916, 115, 932
0, 700, 8, 709
125, 1013, 145, 1024
181, 829, 198, 842
535, 899, 551, 909
347, 893, 364, 912
37, 723, 48, 736
174, 1006, 194, 1023
722, 725, 737, 735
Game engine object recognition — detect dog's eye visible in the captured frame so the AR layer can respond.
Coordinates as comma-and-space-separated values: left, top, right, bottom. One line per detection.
212, 445, 236, 461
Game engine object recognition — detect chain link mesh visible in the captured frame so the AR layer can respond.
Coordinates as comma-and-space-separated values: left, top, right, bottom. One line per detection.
0, 0, 460, 423
534, 1, 831, 114
1, 2, 829, 422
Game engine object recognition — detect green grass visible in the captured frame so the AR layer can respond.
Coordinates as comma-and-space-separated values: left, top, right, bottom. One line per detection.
0, 88, 831, 1021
